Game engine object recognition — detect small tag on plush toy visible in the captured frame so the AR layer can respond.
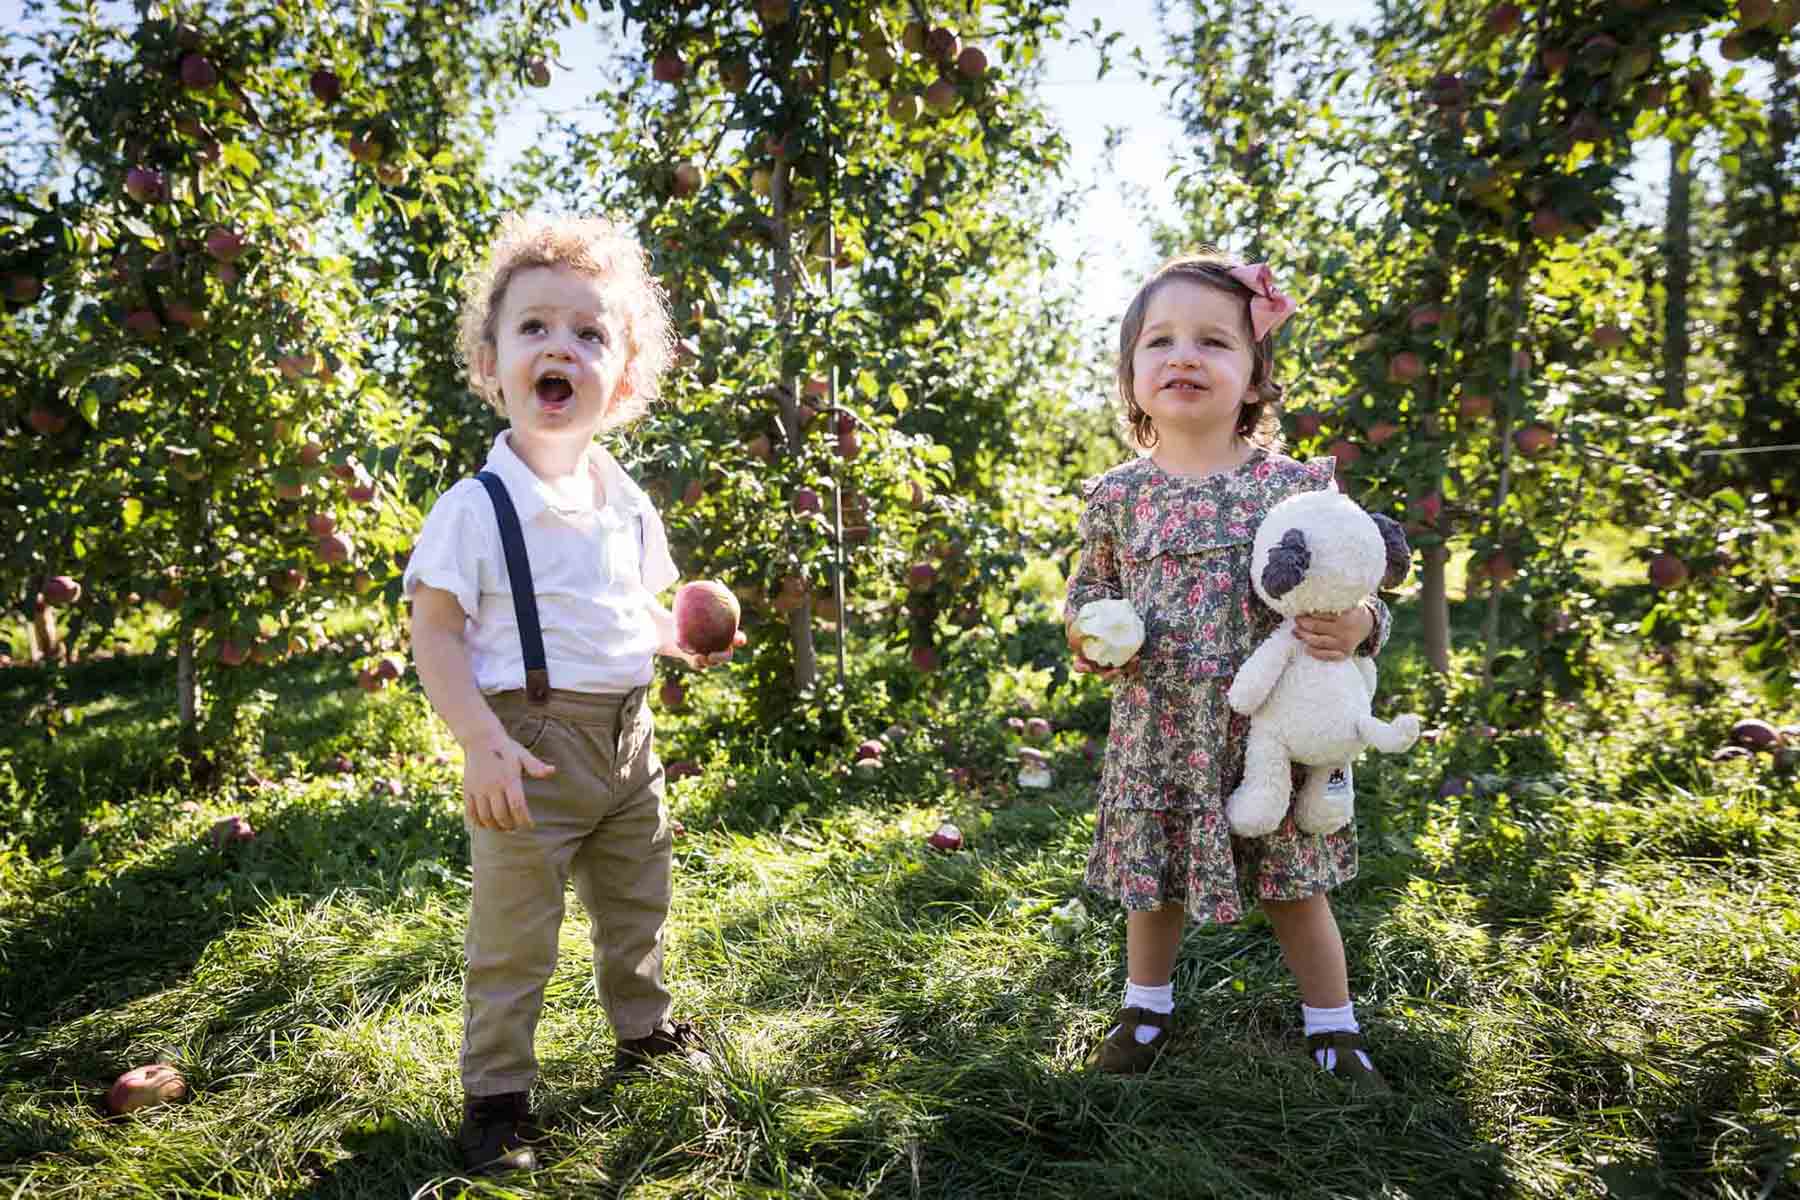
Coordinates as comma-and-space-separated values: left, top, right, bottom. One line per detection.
1324, 766, 1352, 810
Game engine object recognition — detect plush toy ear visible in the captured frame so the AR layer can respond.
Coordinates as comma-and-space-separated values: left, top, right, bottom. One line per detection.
1260, 528, 1310, 599
1370, 513, 1412, 589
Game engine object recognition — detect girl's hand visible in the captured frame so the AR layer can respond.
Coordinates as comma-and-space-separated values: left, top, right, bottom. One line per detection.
669, 630, 748, 671
1294, 604, 1374, 662
1067, 622, 1137, 682
462, 732, 555, 832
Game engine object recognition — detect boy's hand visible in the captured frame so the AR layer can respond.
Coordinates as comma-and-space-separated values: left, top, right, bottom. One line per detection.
462, 732, 555, 832
670, 630, 747, 671
1295, 604, 1374, 662
1067, 622, 1137, 682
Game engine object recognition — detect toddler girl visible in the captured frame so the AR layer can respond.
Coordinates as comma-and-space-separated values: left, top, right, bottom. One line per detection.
1065, 252, 1393, 1089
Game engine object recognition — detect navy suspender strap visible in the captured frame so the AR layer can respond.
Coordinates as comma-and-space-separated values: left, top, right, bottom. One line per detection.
475, 471, 551, 704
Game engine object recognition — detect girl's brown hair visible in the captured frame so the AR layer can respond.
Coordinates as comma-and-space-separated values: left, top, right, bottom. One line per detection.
1116, 250, 1285, 451
456, 212, 673, 426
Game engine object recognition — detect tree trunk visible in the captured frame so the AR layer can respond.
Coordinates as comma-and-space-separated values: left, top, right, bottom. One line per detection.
29, 604, 59, 663
769, 150, 818, 692
1481, 254, 1528, 684
1662, 140, 1692, 409
177, 624, 200, 758
1420, 546, 1451, 674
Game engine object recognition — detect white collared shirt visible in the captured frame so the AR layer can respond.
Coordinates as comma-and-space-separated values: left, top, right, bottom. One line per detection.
403, 432, 679, 693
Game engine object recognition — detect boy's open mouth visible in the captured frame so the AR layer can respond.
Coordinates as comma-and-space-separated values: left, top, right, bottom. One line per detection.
1165, 379, 1203, 391
535, 373, 574, 405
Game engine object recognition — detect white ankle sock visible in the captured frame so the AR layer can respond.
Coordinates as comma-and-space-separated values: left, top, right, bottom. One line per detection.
1122, 982, 1173, 1044
1302, 1002, 1372, 1071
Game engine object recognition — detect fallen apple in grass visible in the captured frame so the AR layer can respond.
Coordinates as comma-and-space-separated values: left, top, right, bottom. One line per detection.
675, 580, 741, 655
209, 815, 254, 847
855, 738, 885, 761
1072, 599, 1144, 668
107, 1064, 187, 1115
926, 821, 963, 851
1730, 719, 1781, 751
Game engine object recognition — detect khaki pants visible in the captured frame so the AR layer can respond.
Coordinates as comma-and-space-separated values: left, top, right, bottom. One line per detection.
461, 686, 672, 1097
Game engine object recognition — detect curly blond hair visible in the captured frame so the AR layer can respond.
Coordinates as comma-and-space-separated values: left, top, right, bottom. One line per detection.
456, 212, 673, 426
1116, 251, 1285, 452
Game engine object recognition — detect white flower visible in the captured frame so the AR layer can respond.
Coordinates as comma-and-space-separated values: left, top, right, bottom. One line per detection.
1073, 599, 1145, 667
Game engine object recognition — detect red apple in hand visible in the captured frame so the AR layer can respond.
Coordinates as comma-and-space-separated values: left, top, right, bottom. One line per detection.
107, 1064, 187, 1114
43, 575, 81, 606
674, 580, 740, 655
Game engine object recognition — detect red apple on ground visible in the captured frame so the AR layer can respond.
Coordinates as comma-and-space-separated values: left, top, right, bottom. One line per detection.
926, 821, 963, 851
1648, 552, 1688, 590
209, 815, 254, 847
674, 580, 741, 655
1730, 718, 1780, 750
107, 1064, 186, 1115
855, 739, 885, 762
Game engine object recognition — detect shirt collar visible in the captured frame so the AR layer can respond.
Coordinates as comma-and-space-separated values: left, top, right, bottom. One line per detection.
483, 432, 648, 524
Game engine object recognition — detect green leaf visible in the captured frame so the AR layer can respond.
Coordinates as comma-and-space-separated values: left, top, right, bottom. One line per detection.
78, 390, 99, 427
887, 382, 909, 411
220, 142, 262, 177
122, 497, 143, 529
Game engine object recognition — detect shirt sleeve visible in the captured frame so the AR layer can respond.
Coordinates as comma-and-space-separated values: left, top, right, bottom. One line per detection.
1357, 595, 1391, 658
1064, 480, 1123, 624
402, 481, 489, 619
638, 502, 679, 595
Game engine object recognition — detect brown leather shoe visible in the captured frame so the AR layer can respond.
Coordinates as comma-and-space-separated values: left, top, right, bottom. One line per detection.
456, 1091, 541, 1175
614, 1019, 710, 1075
1086, 1006, 1170, 1074
1306, 1030, 1391, 1094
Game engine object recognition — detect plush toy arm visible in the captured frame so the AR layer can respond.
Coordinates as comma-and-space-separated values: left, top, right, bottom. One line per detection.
1226, 621, 1298, 715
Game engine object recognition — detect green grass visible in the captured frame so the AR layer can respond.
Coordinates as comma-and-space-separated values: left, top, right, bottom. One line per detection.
1, 592, 1797, 1198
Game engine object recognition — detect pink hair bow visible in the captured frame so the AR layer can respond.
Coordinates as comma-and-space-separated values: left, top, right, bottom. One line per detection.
1227, 262, 1297, 341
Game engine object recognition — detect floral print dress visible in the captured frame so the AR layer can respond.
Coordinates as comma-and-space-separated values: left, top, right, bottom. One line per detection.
1065, 449, 1392, 925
